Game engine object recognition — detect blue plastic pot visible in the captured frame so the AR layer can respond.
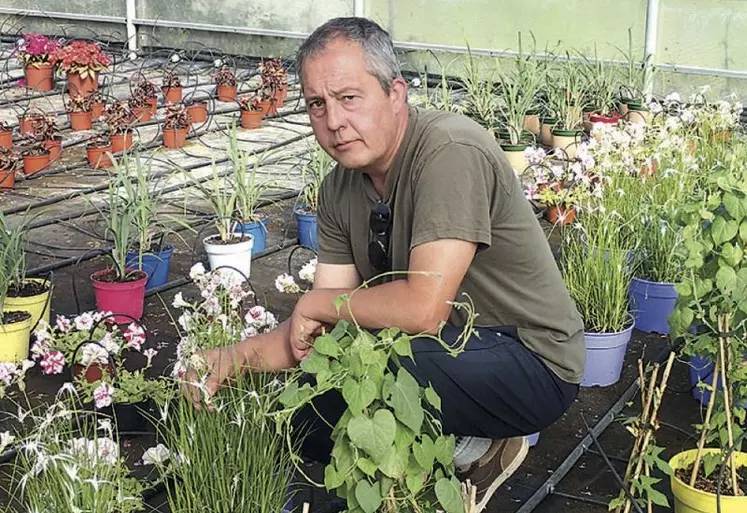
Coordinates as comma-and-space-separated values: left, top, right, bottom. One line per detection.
295, 210, 318, 250
233, 218, 269, 256
629, 277, 678, 335
581, 317, 635, 388
688, 354, 747, 408
527, 432, 540, 447
124, 245, 174, 291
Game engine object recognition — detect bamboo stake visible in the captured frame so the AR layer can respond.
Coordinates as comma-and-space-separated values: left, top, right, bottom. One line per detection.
689, 349, 722, 487
644, 462, 653, 513
302, 503, 310, 513
621, 354, 675, 513
717, 314, 740, 495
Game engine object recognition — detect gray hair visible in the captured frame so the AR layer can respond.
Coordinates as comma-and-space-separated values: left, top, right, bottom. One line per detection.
296, 17, 402, 94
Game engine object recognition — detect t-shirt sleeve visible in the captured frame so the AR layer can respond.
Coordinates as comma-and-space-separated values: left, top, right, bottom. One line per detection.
316, 174, 355, 265
410, 143, 494, 251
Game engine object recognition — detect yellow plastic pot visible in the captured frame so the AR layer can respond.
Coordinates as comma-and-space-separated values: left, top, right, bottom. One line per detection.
3, 278, 52, 329
0, 314, 33, 362
501, 144, 529, 175
670, 449, 747, 513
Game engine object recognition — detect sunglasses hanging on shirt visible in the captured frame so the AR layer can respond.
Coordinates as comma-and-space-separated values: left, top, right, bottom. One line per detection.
368, 202, 392, 272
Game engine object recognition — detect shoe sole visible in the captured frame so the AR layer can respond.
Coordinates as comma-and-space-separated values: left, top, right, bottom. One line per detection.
475, 436, 529, 512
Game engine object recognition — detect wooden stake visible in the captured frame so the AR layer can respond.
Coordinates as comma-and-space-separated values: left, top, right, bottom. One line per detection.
689, 350, 722, 487
302, 503, 310, 513
717, 314, 740, 496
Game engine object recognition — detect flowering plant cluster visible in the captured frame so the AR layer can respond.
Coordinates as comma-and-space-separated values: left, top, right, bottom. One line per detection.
275, 257, 317, 294
0, 359, 34, 399
50, 40, 111, 77
15, 33, 62, 67
171, 263, 278, 378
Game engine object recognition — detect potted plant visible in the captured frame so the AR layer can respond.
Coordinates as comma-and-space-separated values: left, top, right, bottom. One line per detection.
0, 147, 20, 190
161, 69, 182, 103
129, 86, 154, 122
185, 96, 209, 124
213, 64, 237, 102
228, 128, 274, 254
0, 213, 34, 362
103, 101, 136, 153
19, 137, 50, 177
669, 155, 747, 512
1, 212, 53, 341
132, 75, 158, 114
582, 47, 621, 127
0, 121, 12, 149
67, 93, 93, 131
238, 94, 264, 129
117, 152, 189, 291
86, 133, 113, 169
89, 91, 106, 118
258, 87, 277, 116
185, 163, 254, 282
295, 141, 335, 250
259, 58, 288, 103
50, 40, 110, 96
461, 50, 499, 137
89, 171, 149, 323
0, 358, 33, 400
545, 59, 590, 160
561, 207, 635, 387
29, 114, 62, 162
162, 103, 191, 149
15, 33, 61, 92
17, 110, 44, 136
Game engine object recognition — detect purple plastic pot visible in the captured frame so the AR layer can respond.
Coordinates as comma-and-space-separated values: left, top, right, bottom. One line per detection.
581, 317, 635, 388
629, 277, 678, 335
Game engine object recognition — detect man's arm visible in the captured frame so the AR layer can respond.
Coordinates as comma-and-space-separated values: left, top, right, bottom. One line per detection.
294, 238, 476, 335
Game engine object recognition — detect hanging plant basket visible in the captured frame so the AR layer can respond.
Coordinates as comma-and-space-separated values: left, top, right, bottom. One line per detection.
25, 63, 54, 92
70, 111, 93, 131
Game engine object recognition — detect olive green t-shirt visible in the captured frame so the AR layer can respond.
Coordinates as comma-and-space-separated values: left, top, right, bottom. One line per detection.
317, 106, 585, 384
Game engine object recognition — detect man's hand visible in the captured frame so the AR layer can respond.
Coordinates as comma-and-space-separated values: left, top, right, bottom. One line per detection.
180, 345, 244, 411
289, 297, 325, 362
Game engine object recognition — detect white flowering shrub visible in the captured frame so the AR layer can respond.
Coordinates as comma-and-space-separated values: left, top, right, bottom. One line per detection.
275, 257, 317, 295
0, 359, 34, 400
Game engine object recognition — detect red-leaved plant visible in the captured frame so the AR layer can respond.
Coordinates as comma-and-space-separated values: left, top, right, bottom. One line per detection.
50, 41, 111, 78
15, 33, 62, 67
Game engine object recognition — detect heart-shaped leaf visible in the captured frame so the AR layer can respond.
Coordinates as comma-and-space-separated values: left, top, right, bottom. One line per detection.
347, 409, 396, 462
314, 334, 339, 358
355, 480, 382, 513
378, 444, 407, 479
385, 368, 424, 432
413, 434, 436, 470
342, 377, 377, 415
435, 477, 465, 513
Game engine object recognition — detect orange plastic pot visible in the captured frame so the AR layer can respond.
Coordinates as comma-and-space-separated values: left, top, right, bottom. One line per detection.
0, 129, 12, 149
86, 144, 113, 168
110, 132, 133, 153
259, 99, 277, 116
0, 169, 15, 189
162, 86, 182, 103
43, 139, 62, 161
67, 71, 98, 96
216, 84, 237, 102
240, 109, 264, 129
546, 205, 576, 225
147, 97, 157, 115
91, 102, 105, 119
70, 111, 92, 131
18, 116, 34, 136
163, 127, 188, 148
22, 152, 50, 176
133, 106, 152, 122
25, 64, 54, 92
187, 102, 208, 123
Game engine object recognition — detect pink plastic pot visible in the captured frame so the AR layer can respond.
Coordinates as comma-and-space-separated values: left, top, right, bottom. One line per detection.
90, 268, 147, 323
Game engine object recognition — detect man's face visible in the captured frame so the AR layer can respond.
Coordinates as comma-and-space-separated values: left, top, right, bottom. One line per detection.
301, 38, 406, 171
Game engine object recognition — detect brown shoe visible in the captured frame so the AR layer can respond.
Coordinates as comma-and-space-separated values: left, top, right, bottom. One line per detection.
457, 437, 529, 510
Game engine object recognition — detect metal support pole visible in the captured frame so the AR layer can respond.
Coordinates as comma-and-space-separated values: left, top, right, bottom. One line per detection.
125, 0, 138, 52
354, 0, 365, 18
643, 0, 661, 99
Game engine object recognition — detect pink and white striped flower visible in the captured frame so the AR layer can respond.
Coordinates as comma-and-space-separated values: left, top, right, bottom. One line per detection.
40, 350, 65, 375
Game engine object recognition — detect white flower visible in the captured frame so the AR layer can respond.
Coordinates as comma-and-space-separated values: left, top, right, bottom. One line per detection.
189, 262, 206, 280
80, 343, 109, 366
299, 258, 317, 283
141, 444, 170, 466
275, 273, 300, 294
98, 332, 121, 355
664, 92, 681, 103
411, 77, 422, 87
55, 315, 72, 333
0, 363, 17, 386
98, 419, 113, 435
93, 382, 115, 409
178, 312, 192, 332
172, 292, 190, 309
124, 323, 146, 351
74, 312, 94, 331
20, 360, 34, 373
56, 382, 77, 398
170, 53, 180, 63
0, 431, 15, 453
143, 348, 158, 365
96, 437, 119, 465
203, 296, 221, 316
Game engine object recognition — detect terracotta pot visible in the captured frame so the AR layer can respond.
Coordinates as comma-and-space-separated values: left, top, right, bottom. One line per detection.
22, 152, 50, 176
18, 116, 34, 136
0, 130, 12, 149
67, 71, 98, 96
147, 97, 157, 115
240, 109, 264, 129
523, 113, 541, 136
640, 158, 658, 178
0, 169, 15, 189
110, 132, 133, 154
162, 85, 182, 103
163, 127, 188, 148
70, 111, 93, 131
216, 84, 237, 102
86, 144, 113, 168
133, 106, 152, 122
91, 102, 105, 119
73, 362, 114, 383
43, 139, 62, 161
259, 99, 277, 116
25, 63, 54, 92
546, 205, 576, 225
187, 102, 208, 124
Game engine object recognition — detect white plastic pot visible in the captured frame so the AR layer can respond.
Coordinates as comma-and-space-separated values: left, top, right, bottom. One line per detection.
203, 234, 254, 282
